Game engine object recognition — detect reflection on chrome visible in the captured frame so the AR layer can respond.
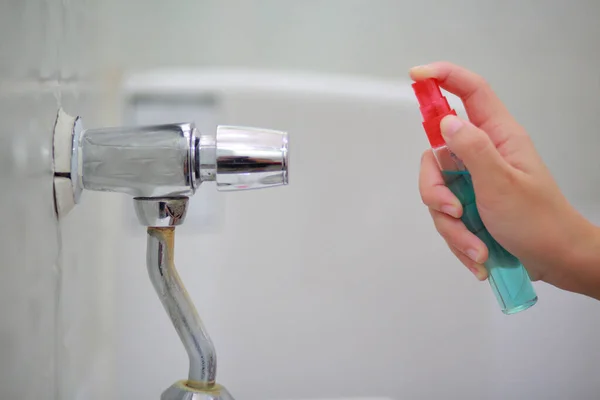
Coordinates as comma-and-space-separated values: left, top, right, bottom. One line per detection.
76, 122, 288, 197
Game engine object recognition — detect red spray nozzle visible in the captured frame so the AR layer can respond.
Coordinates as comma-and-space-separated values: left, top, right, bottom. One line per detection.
412, 78, 456, 148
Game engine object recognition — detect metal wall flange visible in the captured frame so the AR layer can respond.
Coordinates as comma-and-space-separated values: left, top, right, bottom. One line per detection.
52, 108, 83, 218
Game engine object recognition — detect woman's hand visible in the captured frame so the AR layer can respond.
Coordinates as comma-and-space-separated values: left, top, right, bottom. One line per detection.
412, 61, 600, 298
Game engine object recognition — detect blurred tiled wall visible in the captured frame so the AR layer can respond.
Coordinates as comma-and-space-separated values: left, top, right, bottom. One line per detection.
0, 1, 119, 398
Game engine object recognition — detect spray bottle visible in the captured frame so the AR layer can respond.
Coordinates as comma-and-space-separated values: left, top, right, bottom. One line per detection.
412, 78, 537, 314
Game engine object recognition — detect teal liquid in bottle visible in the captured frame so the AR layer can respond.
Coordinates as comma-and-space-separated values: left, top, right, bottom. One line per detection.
443, 170, 538, 314
412, 77, 538, 314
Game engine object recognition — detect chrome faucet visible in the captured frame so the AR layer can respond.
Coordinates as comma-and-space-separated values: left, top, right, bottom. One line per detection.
53, 110, 289, 400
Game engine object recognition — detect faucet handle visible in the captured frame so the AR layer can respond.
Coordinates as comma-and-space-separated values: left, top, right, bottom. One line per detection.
213, 126, 289, 191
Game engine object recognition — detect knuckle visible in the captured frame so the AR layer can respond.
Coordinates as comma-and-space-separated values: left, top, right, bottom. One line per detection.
470, 135, 491, 156
472, 73, 489, 90
419, 191, 428, 206
431, 212, 453, 238
419, 188, 435, 206
498, 164, 522, 188
457, 128, 490, 157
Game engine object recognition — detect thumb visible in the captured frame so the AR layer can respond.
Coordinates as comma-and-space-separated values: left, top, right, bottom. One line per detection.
440, 114, 510, 181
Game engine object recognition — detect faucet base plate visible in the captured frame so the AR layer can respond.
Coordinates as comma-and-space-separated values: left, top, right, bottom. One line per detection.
161, 381, 234, 400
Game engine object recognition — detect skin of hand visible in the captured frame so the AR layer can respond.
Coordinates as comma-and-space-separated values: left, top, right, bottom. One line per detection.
412, 61, 600, 299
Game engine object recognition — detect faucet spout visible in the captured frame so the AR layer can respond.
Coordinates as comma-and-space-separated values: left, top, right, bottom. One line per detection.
147, 226, 217, 388
134, 196, 217, 393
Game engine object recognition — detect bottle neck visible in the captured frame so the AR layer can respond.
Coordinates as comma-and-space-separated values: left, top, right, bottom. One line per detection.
432, 144, 467, 173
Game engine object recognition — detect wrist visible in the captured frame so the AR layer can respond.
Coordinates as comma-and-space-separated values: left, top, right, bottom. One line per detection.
555, 216, 600, 299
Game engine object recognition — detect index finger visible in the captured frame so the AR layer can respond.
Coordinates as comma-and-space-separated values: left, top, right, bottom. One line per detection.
409, 61, 514, 130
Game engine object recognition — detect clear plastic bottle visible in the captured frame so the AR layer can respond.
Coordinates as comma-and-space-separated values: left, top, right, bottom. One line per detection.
412, 79, 537, 314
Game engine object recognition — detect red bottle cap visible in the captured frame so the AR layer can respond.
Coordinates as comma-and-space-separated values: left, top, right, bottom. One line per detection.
412, 78, 456, 148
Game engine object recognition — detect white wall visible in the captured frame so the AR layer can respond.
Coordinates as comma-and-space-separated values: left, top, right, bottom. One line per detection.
0, 1, 118, 399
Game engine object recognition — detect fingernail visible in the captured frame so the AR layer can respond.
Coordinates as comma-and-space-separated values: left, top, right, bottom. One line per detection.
440, 115, 463, 139
468, 266, 485, 280
466, 248, 481, 263
409, 64, 434, 77
441, 205, 460, 218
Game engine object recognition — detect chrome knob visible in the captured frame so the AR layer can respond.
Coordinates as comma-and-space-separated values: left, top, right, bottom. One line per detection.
215, 125, 289, 191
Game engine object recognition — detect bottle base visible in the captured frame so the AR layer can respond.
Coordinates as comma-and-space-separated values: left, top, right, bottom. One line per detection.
501, 297, 538, 315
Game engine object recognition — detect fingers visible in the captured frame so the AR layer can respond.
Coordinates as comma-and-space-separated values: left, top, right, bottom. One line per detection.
429, 208, 489, 267
409, 61, 512, 130
419, 150, 462, 218
422, 150, 490, 281
439, 115, 514, 185
448, 244, 488, 281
